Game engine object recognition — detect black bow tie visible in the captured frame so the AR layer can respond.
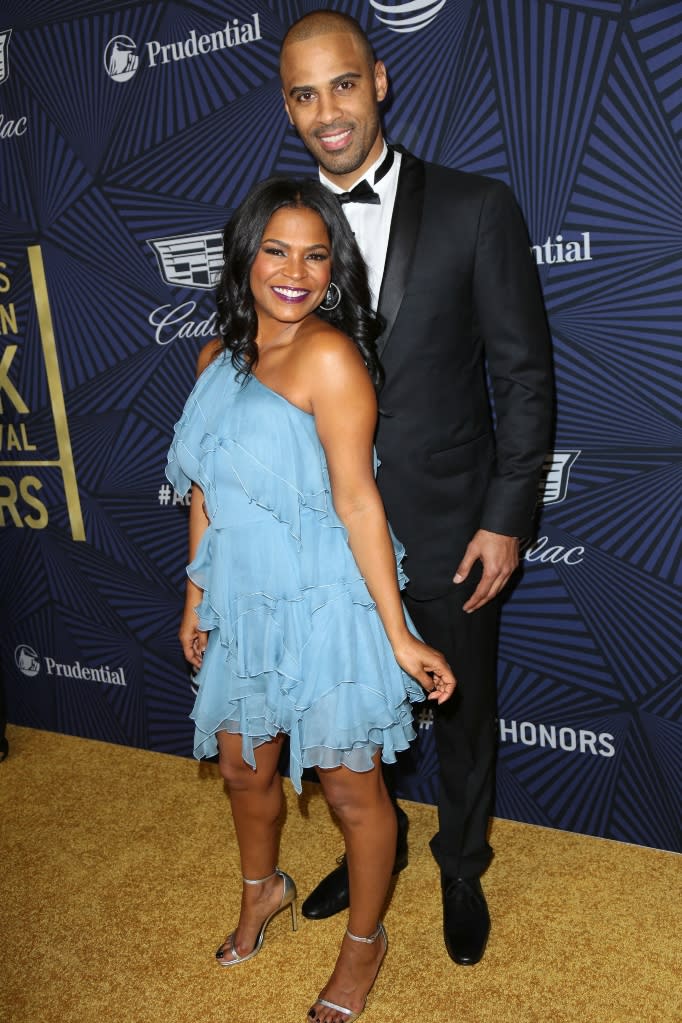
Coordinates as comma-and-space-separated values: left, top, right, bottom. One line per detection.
335, 147, 395, 205
336, 178, 381, 205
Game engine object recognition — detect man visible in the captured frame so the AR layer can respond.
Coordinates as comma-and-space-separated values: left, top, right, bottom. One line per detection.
279, 11, 552, 966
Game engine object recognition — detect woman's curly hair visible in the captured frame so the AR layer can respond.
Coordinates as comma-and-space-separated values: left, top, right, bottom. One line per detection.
215, 176, 383, 388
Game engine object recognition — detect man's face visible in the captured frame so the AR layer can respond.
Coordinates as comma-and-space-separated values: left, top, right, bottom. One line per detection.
280, 32, 388, 188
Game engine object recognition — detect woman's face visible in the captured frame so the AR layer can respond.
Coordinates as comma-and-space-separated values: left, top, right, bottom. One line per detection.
250, 206, 332, 331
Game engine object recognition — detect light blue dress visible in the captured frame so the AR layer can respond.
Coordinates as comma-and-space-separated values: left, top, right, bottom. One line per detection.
166, 354, 424, 792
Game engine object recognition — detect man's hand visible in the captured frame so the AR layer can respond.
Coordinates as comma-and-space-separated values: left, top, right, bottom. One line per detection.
453, 529, 519, 612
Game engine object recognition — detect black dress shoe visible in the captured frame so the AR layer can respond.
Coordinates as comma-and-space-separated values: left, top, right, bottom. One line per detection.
393, 809, 409, 873
441, 876, 490, 965
302, 815, 409, 920
301, 855, 350, 919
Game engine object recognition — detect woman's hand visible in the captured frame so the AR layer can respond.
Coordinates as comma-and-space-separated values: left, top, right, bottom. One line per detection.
179, 607, 208, 669
392, 635, 457, 704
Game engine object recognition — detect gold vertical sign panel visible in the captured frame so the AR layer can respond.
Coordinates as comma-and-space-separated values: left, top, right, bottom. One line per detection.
0, 246, 86, 540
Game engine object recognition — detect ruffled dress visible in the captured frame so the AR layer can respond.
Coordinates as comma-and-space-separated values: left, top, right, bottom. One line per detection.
166, 354, 424, 792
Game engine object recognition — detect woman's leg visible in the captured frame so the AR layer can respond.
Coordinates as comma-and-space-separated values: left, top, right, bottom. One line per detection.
216, 731, 288, 960
309, 753, 395, 1022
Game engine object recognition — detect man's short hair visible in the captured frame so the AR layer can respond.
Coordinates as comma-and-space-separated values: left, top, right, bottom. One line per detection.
280, 10, 376, 71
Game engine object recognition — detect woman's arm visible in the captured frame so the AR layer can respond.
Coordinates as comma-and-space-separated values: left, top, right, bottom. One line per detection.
178, 483, 210, 668
178, 342, 219, 666
310, 332, 455, 701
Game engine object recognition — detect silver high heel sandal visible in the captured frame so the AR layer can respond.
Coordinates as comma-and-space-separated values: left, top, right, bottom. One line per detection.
310, 922, 388, 1022
215, 868, 297, 966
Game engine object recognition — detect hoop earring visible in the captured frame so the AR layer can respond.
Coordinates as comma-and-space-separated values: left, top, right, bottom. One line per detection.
320, 282, 341, 311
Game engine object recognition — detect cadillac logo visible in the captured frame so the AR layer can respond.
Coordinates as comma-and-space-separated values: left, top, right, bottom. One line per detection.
0, 28, 12, 85
539, 451, 580, 506
148, 231, 223, 289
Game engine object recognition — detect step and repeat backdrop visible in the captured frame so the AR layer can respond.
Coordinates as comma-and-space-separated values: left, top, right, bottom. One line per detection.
1, 1, 680, 852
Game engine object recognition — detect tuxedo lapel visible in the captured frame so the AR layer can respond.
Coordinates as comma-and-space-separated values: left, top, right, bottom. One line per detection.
376, 149, 425, 358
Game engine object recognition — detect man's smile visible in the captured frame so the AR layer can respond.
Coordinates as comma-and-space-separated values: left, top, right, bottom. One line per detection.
316, 127, 353, 150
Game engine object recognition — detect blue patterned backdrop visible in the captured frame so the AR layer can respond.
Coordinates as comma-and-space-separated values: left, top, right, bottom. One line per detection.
1, 0, 680, 853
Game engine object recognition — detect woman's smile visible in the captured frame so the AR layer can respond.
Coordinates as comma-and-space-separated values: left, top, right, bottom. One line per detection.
250, 206, 332, 328
271, 285, 312, 303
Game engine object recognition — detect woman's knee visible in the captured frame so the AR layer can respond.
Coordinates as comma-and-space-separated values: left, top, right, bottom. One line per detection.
321, 766, 385, 826
218, 753, 257, 789
216, 733, 281, 793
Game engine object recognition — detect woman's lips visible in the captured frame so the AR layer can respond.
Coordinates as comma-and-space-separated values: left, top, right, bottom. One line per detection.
271, 286, 311, 304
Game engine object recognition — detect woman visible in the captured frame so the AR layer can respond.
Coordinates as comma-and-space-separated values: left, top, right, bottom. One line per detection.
166, 178, 455, 1023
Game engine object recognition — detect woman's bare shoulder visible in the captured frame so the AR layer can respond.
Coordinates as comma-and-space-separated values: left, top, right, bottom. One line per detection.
296, 318, 375, 415
196, 338, 224, 378
297, 317, 365, 371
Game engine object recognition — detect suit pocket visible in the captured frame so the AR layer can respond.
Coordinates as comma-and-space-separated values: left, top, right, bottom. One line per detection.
427, 433, 491, 479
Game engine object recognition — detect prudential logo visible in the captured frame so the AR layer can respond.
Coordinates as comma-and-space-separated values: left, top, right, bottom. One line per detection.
103, 16, 262, 82
368, 0, 445, 33
104, 35, 139, 82
15, 644, 41, 677
14, 644, 128, 685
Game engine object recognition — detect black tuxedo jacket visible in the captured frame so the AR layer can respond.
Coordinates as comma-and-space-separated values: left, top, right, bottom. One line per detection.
374, 150, 553, 598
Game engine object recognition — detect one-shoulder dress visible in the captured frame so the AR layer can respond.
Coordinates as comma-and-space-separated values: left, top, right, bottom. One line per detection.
166, 354, 425, 792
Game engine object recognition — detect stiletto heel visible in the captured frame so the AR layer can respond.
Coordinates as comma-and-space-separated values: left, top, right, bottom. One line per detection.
309, 922, 387, 1021
215, 867, 297, 966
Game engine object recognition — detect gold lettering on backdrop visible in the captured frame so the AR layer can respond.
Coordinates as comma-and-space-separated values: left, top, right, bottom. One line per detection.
0, 302, 18, 333
0, 345, 29, 413
0, 247, 85, 540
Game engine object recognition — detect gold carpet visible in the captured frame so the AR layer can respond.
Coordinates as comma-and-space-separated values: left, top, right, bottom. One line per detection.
1, 725, 680, 1023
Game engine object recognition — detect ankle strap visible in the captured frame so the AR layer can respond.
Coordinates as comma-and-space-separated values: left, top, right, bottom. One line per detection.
242, 869, 277, 885
346, 922, 383, 944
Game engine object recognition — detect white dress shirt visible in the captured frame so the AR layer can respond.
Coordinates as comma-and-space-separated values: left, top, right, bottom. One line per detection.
320, 143, 402, 308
